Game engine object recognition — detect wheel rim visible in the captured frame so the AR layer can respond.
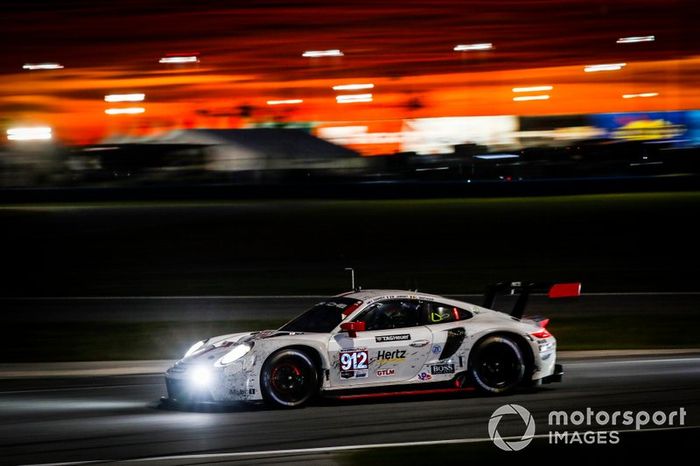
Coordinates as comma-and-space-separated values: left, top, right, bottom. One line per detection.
475, 343, 522, 389
269, 359, 311, 403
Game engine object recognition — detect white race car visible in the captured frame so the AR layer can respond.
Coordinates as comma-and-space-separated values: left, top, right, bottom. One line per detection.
164, 282, 579, 408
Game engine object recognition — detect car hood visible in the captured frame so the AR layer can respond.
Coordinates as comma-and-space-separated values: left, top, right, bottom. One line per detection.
220, 329, 307, 345
179, 329, 309, 364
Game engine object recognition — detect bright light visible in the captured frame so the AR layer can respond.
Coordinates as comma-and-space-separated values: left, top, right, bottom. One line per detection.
302, 49, 344, 58
623, 92, 659, 99
584, 63, 626, 72
184, 340, 205, 358
513, 95, 550, 102
7, 127, 52, 141
332, 83, 374, 91
104, 93, 145, 103
336, 93, 373, 104
105, 107, 145, 115
159, 56, 199, 64
617, 35, 655, 44
474, 154, 520, 160
453, 43, 493, 51
512, 85, 553, 93
22, 63, 64, 70
266, 99, 304, 105
83, 146, 119, 152
188, 366, 213, 389
216, 344, 252, 366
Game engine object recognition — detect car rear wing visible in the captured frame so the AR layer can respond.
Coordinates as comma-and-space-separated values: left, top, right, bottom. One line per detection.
483, 281, 581, 319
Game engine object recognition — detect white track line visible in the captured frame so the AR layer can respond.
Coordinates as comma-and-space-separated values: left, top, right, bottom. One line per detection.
23, 426, 699, 466
0, 381, 160, 395
567, 357, 700, 366
4, 291, 700, 300
24, 461, 105, 466
1, 295, 328, 300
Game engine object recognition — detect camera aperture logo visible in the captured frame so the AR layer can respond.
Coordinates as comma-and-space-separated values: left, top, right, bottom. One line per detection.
489, 404, 687, 451
488, 404, 536, 451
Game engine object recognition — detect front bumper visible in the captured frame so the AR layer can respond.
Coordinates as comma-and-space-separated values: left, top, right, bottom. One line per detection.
164, 358, 262, 403
159, 394, 251, 411
542, 363, 564, 384
162, 374, 261, 409
164, 375, 216, 403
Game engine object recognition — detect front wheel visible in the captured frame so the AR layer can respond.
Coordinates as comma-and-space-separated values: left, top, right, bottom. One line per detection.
469, 336, 525, 394
260, 349, 318, 408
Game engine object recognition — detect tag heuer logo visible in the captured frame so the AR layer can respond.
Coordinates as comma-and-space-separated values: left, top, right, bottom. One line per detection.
375, 334, 411, 342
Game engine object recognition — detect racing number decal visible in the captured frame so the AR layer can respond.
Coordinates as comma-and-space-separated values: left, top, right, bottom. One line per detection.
340, 350, 368, 371
339, 349, 368, 379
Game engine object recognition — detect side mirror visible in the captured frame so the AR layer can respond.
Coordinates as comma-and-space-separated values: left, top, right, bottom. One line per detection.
548, 282, 581, 298
340, 321, 366, 338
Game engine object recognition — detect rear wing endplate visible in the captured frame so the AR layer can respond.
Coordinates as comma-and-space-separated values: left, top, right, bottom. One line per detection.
483, 281, 581, 319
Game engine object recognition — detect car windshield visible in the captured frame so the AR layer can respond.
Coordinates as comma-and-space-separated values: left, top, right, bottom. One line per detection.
279, 297, 361, 333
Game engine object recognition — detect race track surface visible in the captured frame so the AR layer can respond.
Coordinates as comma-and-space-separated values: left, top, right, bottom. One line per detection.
1, 354, 699, 465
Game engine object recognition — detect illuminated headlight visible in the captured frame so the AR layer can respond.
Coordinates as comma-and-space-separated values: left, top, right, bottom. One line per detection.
184, 340, 205, 358
188, 365, 213, 388
216, 344, 252, 366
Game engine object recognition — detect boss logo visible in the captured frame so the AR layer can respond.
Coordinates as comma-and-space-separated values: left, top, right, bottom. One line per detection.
430, 364, 455, 375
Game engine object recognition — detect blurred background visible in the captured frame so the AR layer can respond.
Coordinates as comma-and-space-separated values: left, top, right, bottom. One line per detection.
2, 2, 700, 464
1, 0, 699, 187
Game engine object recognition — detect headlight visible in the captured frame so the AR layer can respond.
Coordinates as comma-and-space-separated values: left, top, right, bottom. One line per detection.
216, 344, 252, 366
188, 365, 213, 388
184, 340, 205, 358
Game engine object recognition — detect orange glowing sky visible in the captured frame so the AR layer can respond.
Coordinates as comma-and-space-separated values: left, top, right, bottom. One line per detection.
1, 0, 698, 145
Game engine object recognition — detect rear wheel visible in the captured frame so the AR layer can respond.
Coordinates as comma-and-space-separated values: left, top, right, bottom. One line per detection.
469, 336, 525, 394
261, 349, 318, 408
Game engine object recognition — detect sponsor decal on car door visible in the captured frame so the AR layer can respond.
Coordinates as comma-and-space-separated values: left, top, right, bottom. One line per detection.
331, 327, 433, 386
339, 348, 369, 379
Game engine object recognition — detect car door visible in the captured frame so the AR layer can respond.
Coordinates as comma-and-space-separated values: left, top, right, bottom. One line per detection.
328, 299, 434, 387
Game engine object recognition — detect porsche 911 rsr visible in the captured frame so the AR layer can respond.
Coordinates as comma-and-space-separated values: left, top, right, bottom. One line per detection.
164, 282, 579, 408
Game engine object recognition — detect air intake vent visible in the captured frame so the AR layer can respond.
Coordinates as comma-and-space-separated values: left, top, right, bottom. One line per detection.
439, 328, 466, 360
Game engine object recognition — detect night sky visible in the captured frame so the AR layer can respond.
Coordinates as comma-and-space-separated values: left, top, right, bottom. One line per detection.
1, 0, 698, 144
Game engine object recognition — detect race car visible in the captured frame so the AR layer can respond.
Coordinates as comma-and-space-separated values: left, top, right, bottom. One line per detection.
163, 282, 579, 408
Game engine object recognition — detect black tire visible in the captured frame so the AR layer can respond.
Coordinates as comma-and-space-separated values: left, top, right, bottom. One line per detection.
469, 335, 525, 394
260, 349, 318, 408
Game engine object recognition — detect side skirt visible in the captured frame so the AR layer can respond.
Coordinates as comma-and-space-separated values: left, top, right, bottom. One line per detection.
322, 375, 475, 401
